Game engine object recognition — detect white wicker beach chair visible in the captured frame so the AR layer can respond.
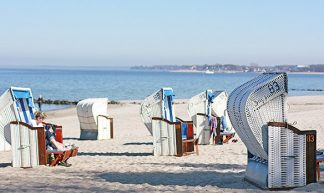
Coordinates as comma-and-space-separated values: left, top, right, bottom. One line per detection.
77, 98, 113, 140
140, 88, 197, 156
0, 87, 41, 167
0, 87, 49, 167
227, 72, 317, 189
188, 90, 235, 145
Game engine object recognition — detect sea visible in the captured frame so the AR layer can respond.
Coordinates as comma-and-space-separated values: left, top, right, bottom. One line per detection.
1, 67, 324, 111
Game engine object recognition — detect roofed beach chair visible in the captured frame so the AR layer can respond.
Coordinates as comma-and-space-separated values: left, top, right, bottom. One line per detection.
0, 87, 77, 167
77, 98, 113, 140
316, 151, 324, 180
140, 88, 198, 156
188, 90, 235, 145
227, 72, 317, 189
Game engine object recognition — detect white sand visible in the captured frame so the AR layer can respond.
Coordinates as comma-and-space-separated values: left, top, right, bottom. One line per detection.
0, 96, 324, 192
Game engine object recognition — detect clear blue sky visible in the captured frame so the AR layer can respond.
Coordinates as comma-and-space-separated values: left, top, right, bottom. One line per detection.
1, 1, 324, 67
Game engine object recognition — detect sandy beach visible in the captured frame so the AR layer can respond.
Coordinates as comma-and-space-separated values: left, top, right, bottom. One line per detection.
0, 96, 324, 192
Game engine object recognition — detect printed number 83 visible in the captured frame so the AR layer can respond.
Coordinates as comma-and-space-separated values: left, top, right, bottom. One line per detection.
268, 81, 280, 94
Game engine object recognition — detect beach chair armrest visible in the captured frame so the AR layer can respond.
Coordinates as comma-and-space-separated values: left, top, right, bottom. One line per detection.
46, 150, 65, 154
10, 121, 43, 130
97, 114, 109, 119
196, 113, 218, 118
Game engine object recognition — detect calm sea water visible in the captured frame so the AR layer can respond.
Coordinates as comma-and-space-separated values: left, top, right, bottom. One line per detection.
1, 67, 324, 111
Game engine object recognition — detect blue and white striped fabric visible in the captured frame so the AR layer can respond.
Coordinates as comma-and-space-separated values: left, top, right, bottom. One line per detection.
11, 87, 35, 124
163, 88, 175, 122
206, 90, 215, 124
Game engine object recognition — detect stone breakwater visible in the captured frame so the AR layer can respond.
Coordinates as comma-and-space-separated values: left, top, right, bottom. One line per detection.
33, 98, 120, 105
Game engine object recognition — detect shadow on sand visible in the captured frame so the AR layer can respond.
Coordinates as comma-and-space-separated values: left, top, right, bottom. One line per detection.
0, 163, 11, 168
123, 142, 153, 146
96, 168, 256, 189
144, 162, 247, 170
78, 152, 152, 157
63, 137, 80, 140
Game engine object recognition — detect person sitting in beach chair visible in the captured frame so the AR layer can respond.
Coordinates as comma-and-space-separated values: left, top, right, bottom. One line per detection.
140, 87, 198, 156
0, 86, 78, 167
31, 111, 78, 167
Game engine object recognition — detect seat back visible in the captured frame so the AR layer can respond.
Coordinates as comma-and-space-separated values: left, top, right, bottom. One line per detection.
140, 88, 175, 135
188, 90, 213, 124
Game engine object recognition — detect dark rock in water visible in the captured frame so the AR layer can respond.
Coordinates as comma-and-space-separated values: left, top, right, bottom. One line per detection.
34, 98, 117, 105
109, 100, 120, 104
290, 88, 324, 92
34, 98, 79, 105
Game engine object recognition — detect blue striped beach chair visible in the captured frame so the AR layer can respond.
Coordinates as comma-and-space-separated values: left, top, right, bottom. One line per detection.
140, 88, 198, 156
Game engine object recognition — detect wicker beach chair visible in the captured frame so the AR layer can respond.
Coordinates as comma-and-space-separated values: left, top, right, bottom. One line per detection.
227, 72, 317, 189
140, 88, 198, 156
188, 90, 235, 145
77, 98, 113, 140
317, 151, 324, 180
0, 87, 77, 167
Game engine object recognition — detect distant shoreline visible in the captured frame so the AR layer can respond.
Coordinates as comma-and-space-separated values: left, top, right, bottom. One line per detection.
287, 72, 324, 75
170, 69, 324, 75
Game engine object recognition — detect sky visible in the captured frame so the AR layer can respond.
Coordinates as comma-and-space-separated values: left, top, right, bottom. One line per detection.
1, 0, 324, 67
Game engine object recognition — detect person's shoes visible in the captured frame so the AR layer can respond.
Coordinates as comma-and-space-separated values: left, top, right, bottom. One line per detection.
58, 161, 72, 167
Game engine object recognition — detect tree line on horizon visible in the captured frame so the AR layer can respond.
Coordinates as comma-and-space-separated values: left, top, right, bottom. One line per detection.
131, 64, 324, 73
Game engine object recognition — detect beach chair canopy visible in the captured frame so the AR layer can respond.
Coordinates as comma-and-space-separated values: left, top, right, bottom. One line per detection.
77, 98, 113, 140
140, 88, 175, 135
189, 90, 232, 127
210, 91, 229, 118
0, 87, 35, 151
188, 90, 231, 121
227, 72, 288, 160
188, 89, 214, 123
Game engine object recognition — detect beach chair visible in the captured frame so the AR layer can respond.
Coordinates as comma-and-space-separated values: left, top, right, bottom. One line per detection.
141, 88, 198, 156
188, 90, 235, 145
0, 87, 77, 167
227, 72, 317, 189
77, 98, 113, 140
317, 151, 324, 180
